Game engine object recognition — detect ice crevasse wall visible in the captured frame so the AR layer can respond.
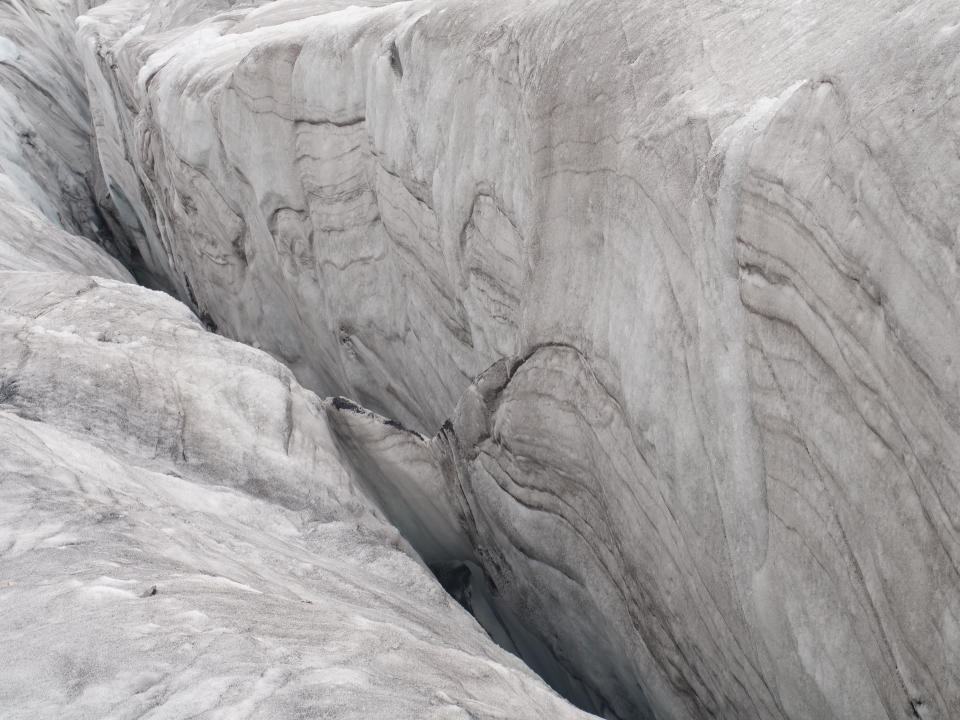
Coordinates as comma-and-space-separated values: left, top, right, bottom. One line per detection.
17, 0, 960, 718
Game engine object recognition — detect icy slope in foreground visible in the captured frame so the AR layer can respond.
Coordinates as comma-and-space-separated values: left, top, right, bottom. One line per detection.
0, 269, 590, 720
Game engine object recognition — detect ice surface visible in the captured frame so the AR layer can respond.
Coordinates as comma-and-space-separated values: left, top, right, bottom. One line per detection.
3, 0, 960, 718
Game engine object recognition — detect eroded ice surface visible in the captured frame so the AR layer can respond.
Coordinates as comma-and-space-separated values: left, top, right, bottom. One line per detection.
0, 269, 591, 719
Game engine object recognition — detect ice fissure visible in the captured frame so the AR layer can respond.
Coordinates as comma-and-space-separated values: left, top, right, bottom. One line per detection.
325, 345, 662, 718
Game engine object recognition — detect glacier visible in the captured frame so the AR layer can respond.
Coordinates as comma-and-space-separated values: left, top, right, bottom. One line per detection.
2, 0, 960, 719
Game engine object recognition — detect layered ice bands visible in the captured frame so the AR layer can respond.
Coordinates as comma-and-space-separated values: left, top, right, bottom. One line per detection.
3, 0, 960, 719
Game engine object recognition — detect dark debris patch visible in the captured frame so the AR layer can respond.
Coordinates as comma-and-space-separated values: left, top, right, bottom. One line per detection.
0, 377, 19, 404
331, 395, 365, 413
328, 395, 425, 439
388, 40, 403, 78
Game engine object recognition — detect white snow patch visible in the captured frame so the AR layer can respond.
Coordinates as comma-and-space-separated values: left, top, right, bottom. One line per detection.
0, 37, 19, 64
